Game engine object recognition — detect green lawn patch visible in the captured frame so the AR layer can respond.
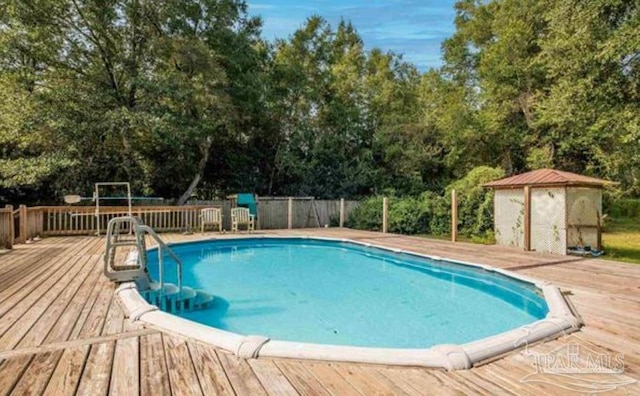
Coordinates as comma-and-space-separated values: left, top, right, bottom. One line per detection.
601, 218, 640, 264
415, 217, 640, 264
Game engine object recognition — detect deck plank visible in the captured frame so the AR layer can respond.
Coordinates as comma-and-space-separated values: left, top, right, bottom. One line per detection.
0, 253, 77, 320
377, 367, 461, 396
0, 238, 97, 294
8, 351, 61, 396
0, 232, 639, 395
331, 363, 408, 395
187, 342, 235, 396
10, 255, 99, 350
163, 334, 204, 396
248, 358, 300, 396
42, 257, 105, 344
74, 290, 123, 396
361, 366, 426, 396
0, 246, 57, 288
0, 258, 103, 394
301, 362, 363, 396
274, 360, 332, 396
140, 333, 171, 396
108, 321, 139, 396
43, 345, 90, 396
0, 238, 73, 275
0, 255, 88, 350
216, 351, 268, 396
0, 356, 33, 396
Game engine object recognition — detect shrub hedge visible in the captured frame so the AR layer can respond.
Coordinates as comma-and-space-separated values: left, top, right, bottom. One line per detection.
346, 166, 505, 240
607, 199, 640, 219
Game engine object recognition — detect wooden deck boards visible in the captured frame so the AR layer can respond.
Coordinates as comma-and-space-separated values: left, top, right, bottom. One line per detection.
0, 229, 638, 395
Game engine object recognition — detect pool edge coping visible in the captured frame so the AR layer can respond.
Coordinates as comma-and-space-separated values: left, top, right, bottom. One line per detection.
115, 234, 583, 370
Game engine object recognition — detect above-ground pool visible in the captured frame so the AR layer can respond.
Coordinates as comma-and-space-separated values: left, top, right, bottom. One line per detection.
147, 238, 548, 349
117, 236, 581, 369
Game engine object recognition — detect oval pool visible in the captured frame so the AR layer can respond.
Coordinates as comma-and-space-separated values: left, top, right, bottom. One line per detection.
146, 237, 549, 349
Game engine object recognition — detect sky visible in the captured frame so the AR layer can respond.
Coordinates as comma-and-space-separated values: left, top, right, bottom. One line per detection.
247, 0, 459, 72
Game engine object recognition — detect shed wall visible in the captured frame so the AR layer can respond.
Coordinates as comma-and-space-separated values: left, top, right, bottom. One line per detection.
494, 189, 525, 248
566, 187, 602, 249
530, 187, 567, 255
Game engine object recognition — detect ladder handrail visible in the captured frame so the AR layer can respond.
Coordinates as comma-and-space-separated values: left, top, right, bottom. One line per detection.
104, 216, 183, 296
104, 216, 212, 312
136, 225, 183, 294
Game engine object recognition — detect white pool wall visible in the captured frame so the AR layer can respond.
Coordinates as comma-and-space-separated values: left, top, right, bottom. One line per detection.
116, 235, 583, 370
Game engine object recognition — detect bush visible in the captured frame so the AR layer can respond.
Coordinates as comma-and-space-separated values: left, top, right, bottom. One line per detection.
345, 196, 384, 231
607, 199, 640, 219
348, 192, 450, 235
347, 166, 503, 240
388, 196, 423, 234
423, 191, 451, 235
446, 166, 504, 238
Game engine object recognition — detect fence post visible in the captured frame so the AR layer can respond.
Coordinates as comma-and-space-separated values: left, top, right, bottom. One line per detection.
451, 189, 458, 242
339, 198, 345, 228
287, 197, 293, 230
19, 205, 27, 243
524, 186, 531, 251
255, 194, 260, 230
382, 197, 388, 233
5, 205, 14, 249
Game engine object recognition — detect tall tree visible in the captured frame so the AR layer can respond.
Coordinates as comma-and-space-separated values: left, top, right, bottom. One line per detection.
536, 0, 640, 193
0, 0, 264, 203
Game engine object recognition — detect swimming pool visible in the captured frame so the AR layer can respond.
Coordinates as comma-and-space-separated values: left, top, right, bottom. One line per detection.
147, 238, 547, 348
117, 236, 582, 369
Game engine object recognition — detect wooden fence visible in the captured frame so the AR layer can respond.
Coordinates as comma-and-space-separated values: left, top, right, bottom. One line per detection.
257, 198, 359, 230
0, 198, 360, 247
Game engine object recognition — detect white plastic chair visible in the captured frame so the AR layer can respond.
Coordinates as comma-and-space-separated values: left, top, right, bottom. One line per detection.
231, 207, 254, 233
200, 208, 223, 233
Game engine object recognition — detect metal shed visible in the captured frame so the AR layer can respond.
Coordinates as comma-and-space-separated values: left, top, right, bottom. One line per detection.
483, 169, 615, 255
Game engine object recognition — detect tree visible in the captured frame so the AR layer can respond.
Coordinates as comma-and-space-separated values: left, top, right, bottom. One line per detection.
268, 17, 377, 198
0, 0, 265, 203
536, 0, 640, 193
2, 0, 639, 204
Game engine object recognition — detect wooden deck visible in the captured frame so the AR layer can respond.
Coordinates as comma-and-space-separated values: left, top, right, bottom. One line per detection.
0, 229, 638, 395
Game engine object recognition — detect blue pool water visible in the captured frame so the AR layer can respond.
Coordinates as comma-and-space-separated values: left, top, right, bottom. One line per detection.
147, 238, 548, 349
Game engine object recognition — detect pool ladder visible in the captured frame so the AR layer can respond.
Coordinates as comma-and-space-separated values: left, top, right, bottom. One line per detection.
104, 216, 213, 312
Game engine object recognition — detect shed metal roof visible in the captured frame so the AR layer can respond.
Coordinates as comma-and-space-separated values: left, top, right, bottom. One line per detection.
483, 168, 616, 188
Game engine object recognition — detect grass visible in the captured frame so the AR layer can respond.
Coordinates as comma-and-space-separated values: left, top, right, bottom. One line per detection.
416, 217, 640, 264
417, 232, 496, 245
602, 217, 640, 264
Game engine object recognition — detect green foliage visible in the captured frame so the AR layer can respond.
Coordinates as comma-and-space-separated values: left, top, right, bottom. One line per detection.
0, 0, 639, 206
348, 167, 498, 238
387, 196, 424, 235
0, 0, 266, 204
446, 166, 505, 237
345, 196, 384, 231
608, 199, 640, 219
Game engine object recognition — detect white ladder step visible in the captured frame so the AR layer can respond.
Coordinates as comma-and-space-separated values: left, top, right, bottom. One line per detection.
177, 286, 197, 301
139, 283, 213, 312
193, 290, 214, 308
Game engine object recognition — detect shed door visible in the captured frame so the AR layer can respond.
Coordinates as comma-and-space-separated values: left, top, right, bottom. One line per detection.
566, 187, 601, 249
530, 188, 567, 255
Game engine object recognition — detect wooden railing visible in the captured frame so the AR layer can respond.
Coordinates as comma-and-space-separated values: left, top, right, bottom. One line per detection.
0, 199, 361, 247
34, 206, 214, 236
0, 206, 14, 249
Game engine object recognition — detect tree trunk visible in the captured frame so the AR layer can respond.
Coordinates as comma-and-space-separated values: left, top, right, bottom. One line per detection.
178, 136, 212, 205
